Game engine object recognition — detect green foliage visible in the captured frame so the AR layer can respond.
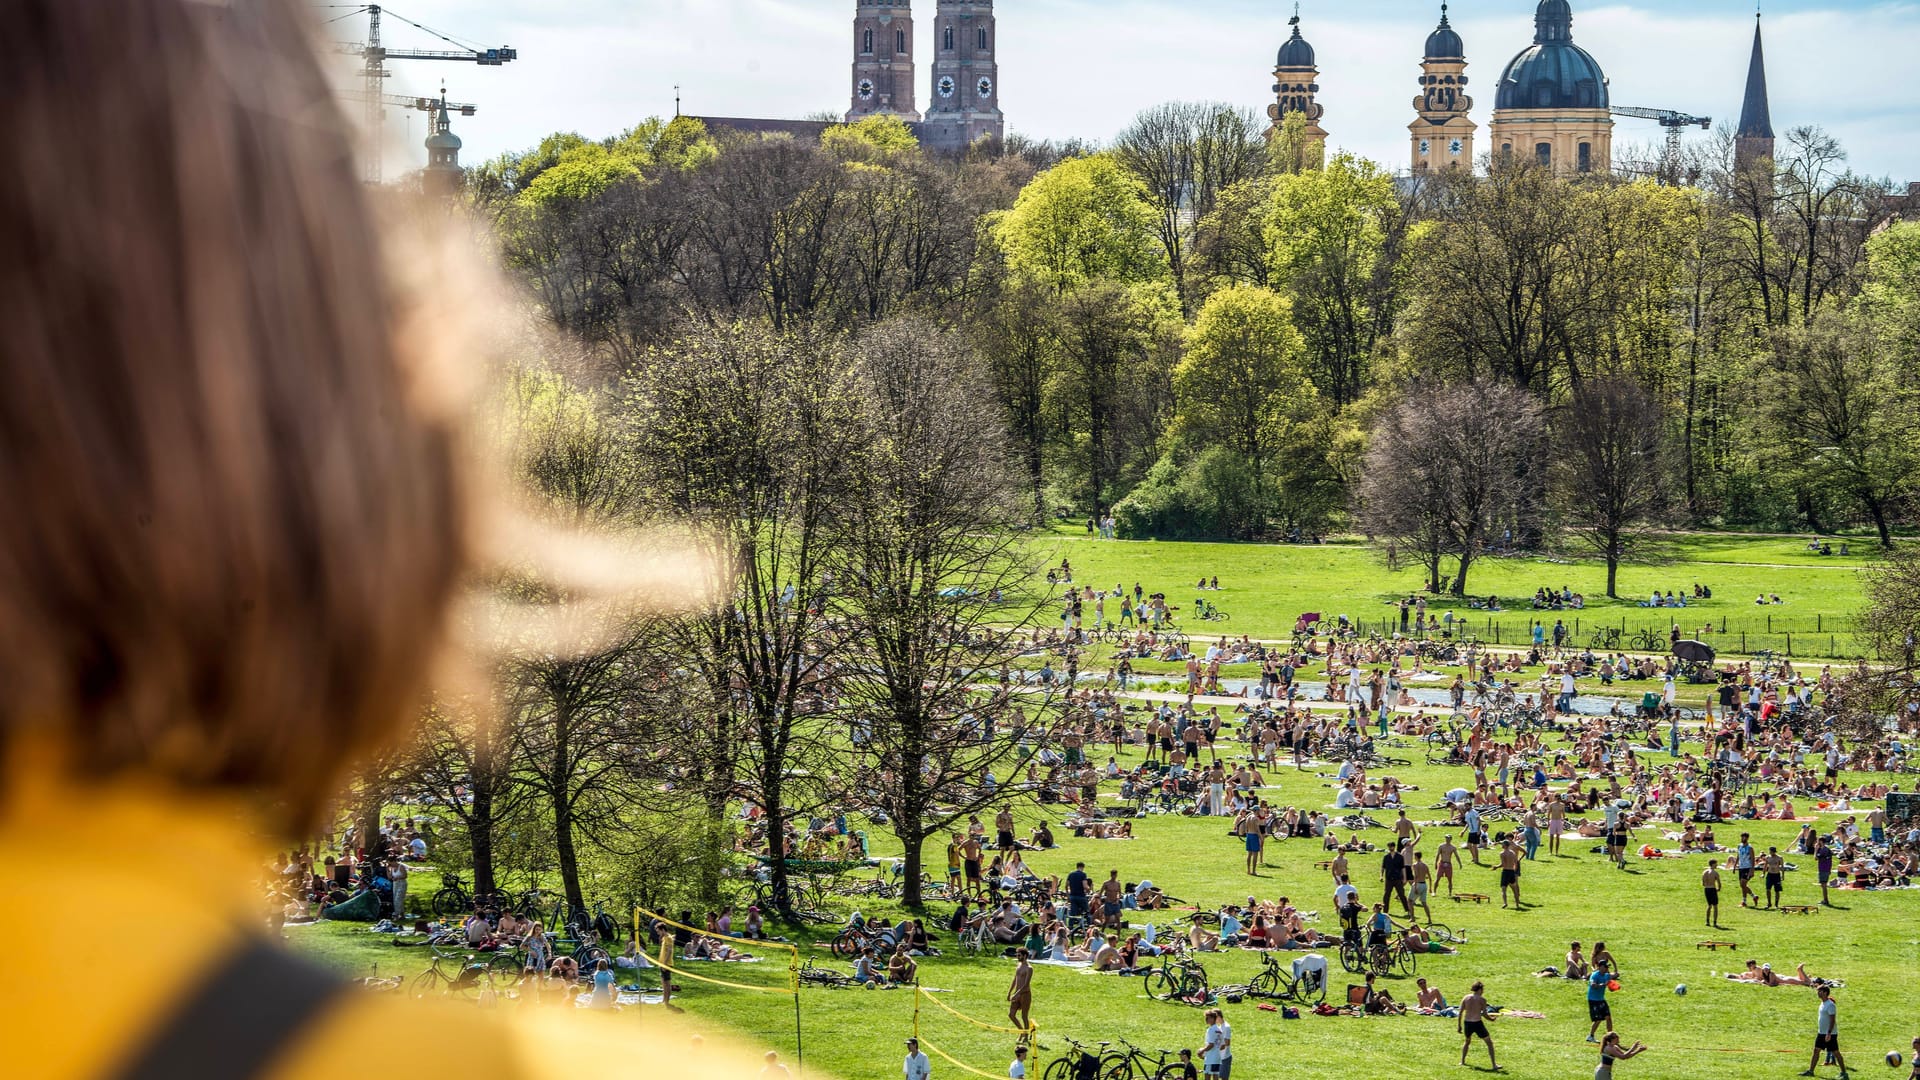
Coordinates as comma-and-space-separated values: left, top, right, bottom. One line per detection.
820, 114, 919, 163
517, 142, 644, 207
991, 154, 1168, 295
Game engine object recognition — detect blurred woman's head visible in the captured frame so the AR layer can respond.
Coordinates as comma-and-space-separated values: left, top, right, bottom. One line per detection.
0, 0, 468, 823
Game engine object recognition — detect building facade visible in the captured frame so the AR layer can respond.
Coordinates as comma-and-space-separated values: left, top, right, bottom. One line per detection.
1267, 14, 1328, 155
423, 94, 463, 198
1410, 4, 1475, 172
848, 1, 919, 122
1488, 0, 1612, 173
920, 1, 1003, 151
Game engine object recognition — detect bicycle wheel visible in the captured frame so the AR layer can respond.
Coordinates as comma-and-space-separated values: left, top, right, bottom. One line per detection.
1041, 1057, 1075, 1080
1143, 969, 1176, 1000
1425, 922, 1455, 943
830, 930, 862, 958
429, 932, 472, 961
432, 888, 466, 918
1248, 970, 1277, 997
408, 968, 448, 998
1338, 942, 1364, 973
486, 951, 525, 985
573, 945, 610, 969
1300, 972, 1327, 1004
1395, 946, 1418, 977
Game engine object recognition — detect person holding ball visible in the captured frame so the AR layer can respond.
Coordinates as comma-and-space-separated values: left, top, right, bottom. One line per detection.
1587, 960, 1617, 1043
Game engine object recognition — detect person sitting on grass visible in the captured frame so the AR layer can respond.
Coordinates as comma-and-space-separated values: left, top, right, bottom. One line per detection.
1361, 972, 1406, 1015
853, 946, 887, 986
887, 943, 918, 985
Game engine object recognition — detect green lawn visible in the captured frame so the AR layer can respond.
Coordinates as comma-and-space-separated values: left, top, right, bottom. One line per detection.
294, 733, 1920, 1080
1029, 532, 1875, 659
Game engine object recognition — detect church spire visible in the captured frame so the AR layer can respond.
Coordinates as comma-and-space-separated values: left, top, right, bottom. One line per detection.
1736, 11, 1774, 170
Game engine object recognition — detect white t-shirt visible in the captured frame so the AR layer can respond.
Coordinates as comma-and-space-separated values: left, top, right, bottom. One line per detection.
1009, 1058, 1027, 1079
1561, 674, 1576, 695
1333, 883, 1358, 909
1817, 997, 1836, 1034
1205, 1021, 1232, 1064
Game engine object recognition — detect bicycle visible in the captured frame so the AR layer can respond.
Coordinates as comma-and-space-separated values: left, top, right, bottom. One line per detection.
1589, 627, 1623, 650
1108, 1038, 1185, 1080
431, 872, 474, 918
1143, 953, 1209, 1004
1247, 952, 1327, 1004
796, 959, 852, 988
1043, 1038, 1118, 1080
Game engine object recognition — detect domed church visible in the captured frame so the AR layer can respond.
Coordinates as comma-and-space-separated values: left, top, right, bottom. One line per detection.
1488, 0, 1613, 173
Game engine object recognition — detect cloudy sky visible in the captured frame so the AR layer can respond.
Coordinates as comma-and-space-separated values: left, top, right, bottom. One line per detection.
337, 1, 1920, 182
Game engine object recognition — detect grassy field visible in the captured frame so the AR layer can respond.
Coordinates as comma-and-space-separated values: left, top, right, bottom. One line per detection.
1028, 532, 1875, 659
282, 531, 1910, 1078
293, 731, 1920, 1080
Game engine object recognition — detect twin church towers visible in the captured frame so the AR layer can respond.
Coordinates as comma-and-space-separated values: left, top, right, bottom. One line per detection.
846, 1, 1004, 152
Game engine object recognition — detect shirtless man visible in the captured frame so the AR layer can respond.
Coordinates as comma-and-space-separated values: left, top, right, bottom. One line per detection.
1091, 934, 1123, 972
1099, 870, 1125, 929
1393, 810, 1420, 850
1435, 836, 1458, 897
1007, 948, 1034, 1031
1498, 839, 1523, 909
1702, 859, 1723, 928
962, 834, 985, 899
1329, 848, 1349, 883
996, 807, 1018, 852
1762, 847, 1786, 909
1459, 980, 1497, 1069
1410, 850, 1434, 923
1415, 977, 1446, 1011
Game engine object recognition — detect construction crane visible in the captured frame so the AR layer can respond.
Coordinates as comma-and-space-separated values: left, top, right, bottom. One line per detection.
1610, 106, 1712, 185
337, 91, 479, 120
324, 5, 515, 182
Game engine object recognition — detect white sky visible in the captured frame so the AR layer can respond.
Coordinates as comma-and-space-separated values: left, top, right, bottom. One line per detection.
335, 1, 1920, 182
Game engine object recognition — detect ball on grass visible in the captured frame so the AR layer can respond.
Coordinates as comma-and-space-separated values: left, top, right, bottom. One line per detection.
1887, 1051, 1903, 1068
1674, 984, 1687, 996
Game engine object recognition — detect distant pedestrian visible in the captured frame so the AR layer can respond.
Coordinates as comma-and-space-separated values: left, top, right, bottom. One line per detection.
1702, 860, 1722, 928
904, 1037, 932, 1080
1803, 985, 1848, 1079
1459, 980, 1497, 1069
1007, 948, 1033, 1032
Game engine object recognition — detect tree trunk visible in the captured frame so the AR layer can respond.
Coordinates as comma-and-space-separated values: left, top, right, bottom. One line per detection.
553, 789, 585, 917
1605, 532, 1621, 599
357, 789, 385, 861
1451, 551, 1473, 598
763, 780, 791, 917
469, 787, 497, 898
1864, 491, 1894, 550
898, 823, 926, 909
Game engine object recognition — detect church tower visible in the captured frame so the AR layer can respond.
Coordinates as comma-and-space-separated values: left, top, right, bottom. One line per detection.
1490, 0, 1612, 174
1735, 12, 1775, 172
423, 91, 464, 198
1267, 10, 1328, 159
1410, 3, 1475, 172
922, 0, 1004, 152
849, 2, 919, 122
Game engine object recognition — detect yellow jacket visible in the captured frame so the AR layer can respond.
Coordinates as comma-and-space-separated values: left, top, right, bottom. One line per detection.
0, 759, 772, 1079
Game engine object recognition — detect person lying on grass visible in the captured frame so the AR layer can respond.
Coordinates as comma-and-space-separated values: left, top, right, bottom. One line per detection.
1724, 961, 1835, 987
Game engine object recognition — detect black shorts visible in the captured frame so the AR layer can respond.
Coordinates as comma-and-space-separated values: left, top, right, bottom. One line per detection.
964, 859, 982, 880
1703, 888, 1719, 905
1765, 873, 1783, 890
1468, 832, 1484, 846
1814, 1033, 1839, 1052
1500, 869, 1518, 886
1463, 1020, 1489, 1039
1737, 868, 1754, 881
1588, 999, 1611, 1022
997, 830, 1016, 850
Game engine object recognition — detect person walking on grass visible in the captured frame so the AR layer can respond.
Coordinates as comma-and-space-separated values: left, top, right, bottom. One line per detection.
1459, 980, 1497, 1070
1498, 839, 1523, 909
904, 1037, 932, 1080
1764, 847, 1786, 909
1007, 948, 1033, 1033
1735, 833, 1758, 907
1802, 984, 1849, 1079
1586, 960, 1615, 1043
1702, 860, 1723, 928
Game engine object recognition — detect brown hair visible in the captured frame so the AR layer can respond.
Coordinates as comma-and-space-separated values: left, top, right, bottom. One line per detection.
0, 0, 466, 822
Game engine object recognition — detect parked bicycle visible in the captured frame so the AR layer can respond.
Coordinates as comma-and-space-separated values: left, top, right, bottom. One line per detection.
1247, 951, 1327, 1004
1143, 953, 1209, 1004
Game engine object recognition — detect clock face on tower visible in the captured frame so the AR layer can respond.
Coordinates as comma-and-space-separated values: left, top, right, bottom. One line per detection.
977, 76, 993, 99
856, 78, 875, 101
1450, 139, 1464, 155
938, 76, 956, 99
1420, 139, 1431, 155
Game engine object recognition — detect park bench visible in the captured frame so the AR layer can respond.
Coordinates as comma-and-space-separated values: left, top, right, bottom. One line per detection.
1778, 904, 1819, 915
1695, 941, 1738, 951
1451, 893, 1490, 904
